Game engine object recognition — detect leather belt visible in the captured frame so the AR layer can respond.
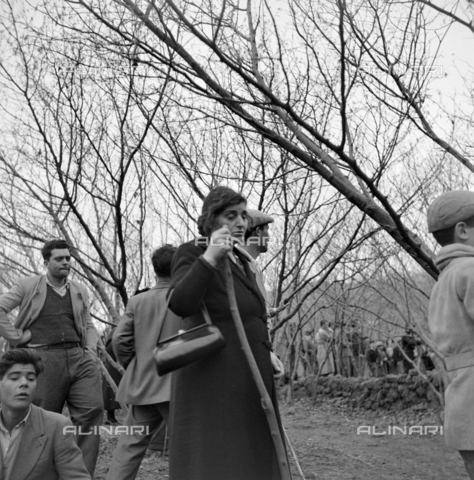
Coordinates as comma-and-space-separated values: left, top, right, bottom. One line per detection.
26, 342, 81, 351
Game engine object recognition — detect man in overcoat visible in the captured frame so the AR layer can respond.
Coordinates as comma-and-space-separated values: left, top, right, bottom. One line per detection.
106, 245, 181, 480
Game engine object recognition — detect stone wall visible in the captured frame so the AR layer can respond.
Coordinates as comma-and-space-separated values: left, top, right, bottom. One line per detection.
301, 370, 443, 410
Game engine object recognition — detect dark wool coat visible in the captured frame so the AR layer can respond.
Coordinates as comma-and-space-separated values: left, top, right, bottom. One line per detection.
168, 240, 286, 480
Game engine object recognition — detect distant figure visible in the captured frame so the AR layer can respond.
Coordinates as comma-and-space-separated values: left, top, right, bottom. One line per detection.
340, 327, 356, 377
376, 343, 388, 376
386, 339, 396, 374
401, 329, 418, 372
347, 323, 363, 376
315, 320, 335, 376
391, 338, 405, 374
365, 343, 379, 377
302, 329, 316, 375
0, 348, 90, 480
427, 190, 474, 479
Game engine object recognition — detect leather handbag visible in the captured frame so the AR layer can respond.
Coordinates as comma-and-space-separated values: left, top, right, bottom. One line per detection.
154, 296, 225, 376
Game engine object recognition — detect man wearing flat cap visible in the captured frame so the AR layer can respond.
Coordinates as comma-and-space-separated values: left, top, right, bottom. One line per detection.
427, 190, 474, 479
238, 209, 274, 303
237, 209, 284, 379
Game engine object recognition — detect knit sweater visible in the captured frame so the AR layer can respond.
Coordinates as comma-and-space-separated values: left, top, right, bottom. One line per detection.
29, 285, 80, 345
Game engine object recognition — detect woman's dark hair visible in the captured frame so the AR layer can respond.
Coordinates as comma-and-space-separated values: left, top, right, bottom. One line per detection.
0, 349, 44, 379
197, 186, 247, 237
152, 244, 177, 277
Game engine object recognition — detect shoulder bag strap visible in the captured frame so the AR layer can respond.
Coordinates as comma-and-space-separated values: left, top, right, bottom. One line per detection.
201, 303, 212, 326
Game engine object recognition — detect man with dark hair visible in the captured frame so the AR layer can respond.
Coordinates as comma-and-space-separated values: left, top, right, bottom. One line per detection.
0, 349, 90, 480
106, 245, 181, 480
41, 239, 71, 262
0, 239, 103, 477
151, 244, 176, 277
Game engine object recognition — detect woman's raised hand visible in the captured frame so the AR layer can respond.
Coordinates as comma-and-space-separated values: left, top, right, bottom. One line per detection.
202, 225, 232, 267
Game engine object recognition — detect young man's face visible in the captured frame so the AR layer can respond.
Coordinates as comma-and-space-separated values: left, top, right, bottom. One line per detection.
0, 363, 37, 411
44, 248, 72, 280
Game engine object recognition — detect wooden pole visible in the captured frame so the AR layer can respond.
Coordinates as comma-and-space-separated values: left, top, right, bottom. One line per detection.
222, 258, 291, 480
283, 428, 306, 480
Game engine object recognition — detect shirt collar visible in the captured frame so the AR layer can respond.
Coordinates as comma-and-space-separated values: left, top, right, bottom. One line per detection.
46, 275, 70, 290
0, 405, 32, 433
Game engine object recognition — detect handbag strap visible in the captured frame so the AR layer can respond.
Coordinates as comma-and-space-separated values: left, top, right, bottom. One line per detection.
155, 288, 213, 346
201, 303, 212, 326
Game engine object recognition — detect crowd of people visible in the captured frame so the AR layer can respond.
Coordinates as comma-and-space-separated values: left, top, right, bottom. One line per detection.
1, 188, 474, 479
298, 323, 435, 380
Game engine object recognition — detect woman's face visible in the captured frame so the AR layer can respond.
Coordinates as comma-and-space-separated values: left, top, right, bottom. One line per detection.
213, 202, 248, 242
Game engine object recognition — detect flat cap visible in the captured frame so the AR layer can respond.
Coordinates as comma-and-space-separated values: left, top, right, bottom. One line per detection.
427, 190, 474, 232
247, 209, 274, 229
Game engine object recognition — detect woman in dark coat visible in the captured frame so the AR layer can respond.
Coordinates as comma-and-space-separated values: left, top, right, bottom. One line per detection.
168, 186, 287, 480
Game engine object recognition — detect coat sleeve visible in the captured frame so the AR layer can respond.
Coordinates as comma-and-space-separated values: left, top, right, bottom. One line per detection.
169, 242, 218, 317
0, 281, 26, 345
54, 417, 91, 479
112, 301, 136, 369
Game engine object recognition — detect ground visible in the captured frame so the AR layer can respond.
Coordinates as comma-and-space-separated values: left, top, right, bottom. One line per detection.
96, 396, 468, 480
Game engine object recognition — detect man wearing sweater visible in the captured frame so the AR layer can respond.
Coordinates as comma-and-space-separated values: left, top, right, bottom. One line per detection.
0, 239, 103, 477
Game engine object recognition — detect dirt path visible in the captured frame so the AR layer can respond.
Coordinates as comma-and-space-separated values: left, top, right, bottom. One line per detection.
96, 398, 468, 479
283, 399, 466, 479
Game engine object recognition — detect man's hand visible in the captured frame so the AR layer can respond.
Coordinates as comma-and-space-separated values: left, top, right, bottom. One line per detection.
271, 351, 284, 379
18, 329, 32, 346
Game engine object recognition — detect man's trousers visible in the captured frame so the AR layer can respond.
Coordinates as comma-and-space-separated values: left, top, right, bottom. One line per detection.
33, 346, 104, 477
106, 403, 170, 480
